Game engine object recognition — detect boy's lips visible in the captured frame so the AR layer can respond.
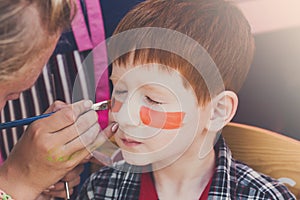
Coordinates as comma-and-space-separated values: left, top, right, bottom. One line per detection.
120, 137, 143, 147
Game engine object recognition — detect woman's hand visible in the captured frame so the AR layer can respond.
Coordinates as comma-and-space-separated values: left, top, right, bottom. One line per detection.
0, 100, 115, 199
42, 164, 84, 199
34, 163, 84, 200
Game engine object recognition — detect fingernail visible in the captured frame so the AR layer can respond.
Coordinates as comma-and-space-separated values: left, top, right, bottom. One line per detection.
111, 122, 119, 133
84, 100, 93, 108
48, 185, 55, 189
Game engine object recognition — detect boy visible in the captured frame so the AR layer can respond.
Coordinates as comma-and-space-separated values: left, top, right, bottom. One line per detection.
77, 0, 296, 199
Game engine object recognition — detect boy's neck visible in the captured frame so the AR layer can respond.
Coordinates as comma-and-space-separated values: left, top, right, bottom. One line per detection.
152, 149, 215, 199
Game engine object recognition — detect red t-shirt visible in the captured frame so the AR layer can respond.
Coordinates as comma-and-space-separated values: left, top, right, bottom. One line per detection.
139, 173, 212, 200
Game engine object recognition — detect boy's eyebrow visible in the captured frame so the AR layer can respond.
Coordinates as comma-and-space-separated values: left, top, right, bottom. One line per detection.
142, 85, 171, 96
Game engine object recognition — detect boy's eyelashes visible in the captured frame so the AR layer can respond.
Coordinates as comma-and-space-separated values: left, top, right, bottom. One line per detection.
114, 90, 127, 95
144, 96, 163, 105
113, 90, 163, 105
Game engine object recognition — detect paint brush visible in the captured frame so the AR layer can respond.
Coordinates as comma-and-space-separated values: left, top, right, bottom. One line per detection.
0, 100, 111, 130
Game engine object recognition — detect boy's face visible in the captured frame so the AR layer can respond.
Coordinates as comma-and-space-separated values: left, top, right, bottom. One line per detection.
110, 63, 212, 168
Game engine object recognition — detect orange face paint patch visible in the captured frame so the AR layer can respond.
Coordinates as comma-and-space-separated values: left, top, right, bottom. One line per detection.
111, 98, 123, 112
140, 106, 185, 129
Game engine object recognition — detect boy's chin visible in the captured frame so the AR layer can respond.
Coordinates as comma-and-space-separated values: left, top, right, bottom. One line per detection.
121, 150, 177, 171
122, 151, 152, 166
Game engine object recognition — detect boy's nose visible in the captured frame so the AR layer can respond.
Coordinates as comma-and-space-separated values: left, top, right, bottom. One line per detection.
112, 96, 141, 127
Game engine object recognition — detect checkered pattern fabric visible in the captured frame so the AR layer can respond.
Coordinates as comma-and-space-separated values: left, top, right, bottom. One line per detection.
77, 136, 296, 200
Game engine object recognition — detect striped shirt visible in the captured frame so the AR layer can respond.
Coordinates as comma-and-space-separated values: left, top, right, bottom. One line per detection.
0, 0, 145, 163
0, 50, 95, 160
0, 50, 99, 200
76, 136, 296, 200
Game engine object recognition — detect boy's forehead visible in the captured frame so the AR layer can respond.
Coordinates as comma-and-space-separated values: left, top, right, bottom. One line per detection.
111, 63, 177, 80
111, 64, 128, 78
111, 64, 195, 98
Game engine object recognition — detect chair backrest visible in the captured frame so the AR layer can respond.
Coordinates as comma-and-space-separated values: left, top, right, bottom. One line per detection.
222, 122, 300, 198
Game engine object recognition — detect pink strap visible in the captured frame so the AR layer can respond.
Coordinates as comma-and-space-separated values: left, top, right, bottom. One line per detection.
85, 0, 105, 46
71, 0, 109, 128
71, 0, 93, 51
93, 46, 109, 128
0, 152, 3, 165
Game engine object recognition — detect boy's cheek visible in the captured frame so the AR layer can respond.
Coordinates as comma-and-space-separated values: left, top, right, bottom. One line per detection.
111, 98, 123, 112
140, 106, 185, 130
108, 110, 115, 123
111, 98, 185, 130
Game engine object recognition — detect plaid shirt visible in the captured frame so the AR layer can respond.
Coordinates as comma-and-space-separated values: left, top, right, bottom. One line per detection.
77, 136, 296, 200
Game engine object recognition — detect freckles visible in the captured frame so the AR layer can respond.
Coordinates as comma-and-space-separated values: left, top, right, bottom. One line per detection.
140, 106, 185, 130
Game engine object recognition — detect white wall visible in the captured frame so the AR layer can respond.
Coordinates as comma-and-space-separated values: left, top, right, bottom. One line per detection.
236, 0, 300, 34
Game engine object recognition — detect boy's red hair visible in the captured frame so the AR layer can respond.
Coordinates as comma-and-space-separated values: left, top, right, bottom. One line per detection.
111, 0, 255, 106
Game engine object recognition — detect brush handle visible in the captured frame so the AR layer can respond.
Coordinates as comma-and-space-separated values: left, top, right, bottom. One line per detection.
0, 112, 54, 130
0, 100, 111, 130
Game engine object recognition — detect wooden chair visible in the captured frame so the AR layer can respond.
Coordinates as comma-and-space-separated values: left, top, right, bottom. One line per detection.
222, 122, 300, 198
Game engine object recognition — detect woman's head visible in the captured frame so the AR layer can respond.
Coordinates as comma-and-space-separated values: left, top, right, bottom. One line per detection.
0, 0, 74, 78
0, 0, 74, 108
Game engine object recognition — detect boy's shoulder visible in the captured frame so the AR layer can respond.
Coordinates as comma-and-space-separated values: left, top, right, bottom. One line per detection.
229, 158, 296, 199
90, 162, 141, 187
77, 162, 141, 200
214, 136, 296, 199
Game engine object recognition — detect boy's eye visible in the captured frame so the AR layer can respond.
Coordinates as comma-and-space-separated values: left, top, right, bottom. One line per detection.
113, 90, 128, 101
145, 96, 162, 105
114, 90, 127, 95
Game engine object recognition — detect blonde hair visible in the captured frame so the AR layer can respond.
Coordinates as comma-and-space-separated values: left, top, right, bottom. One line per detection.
0, 0, 75, 78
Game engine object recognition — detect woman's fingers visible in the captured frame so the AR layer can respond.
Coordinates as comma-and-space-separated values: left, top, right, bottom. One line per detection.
60, 122, 118, 159
34, 100, 93, 133
51, 109, 99, 146
43, 164, 84, 198
44, 100, 68, 113
43, 187, 74, 199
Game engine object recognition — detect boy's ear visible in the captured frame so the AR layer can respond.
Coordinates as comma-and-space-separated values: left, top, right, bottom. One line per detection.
206, 91, 238, 132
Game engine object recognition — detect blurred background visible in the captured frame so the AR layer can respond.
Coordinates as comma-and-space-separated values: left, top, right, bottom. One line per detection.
232, 0, 300, 140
